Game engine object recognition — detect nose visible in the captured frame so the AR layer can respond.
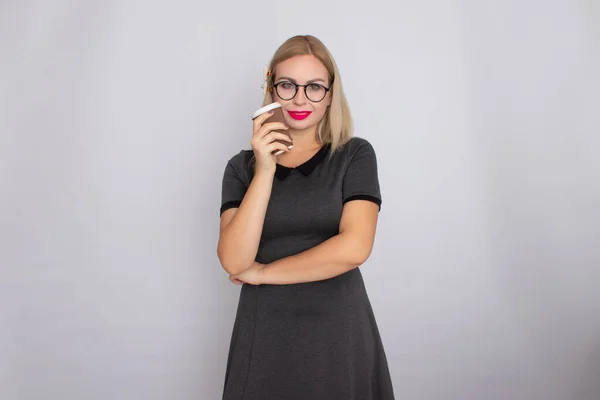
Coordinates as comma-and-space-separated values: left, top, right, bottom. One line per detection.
292, 87, 308, 105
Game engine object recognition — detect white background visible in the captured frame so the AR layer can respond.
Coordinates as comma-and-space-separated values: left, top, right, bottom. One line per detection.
1, 0, 599, 399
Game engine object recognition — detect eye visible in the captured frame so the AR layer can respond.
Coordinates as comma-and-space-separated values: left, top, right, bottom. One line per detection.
280, 81, 295, 89
307, 83, 323, 91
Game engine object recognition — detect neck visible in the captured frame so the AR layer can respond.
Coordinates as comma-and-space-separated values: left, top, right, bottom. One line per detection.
289, 126, 320, 150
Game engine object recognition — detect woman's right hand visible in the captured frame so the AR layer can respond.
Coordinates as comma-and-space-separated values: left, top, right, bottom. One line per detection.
250, 111, 292, 173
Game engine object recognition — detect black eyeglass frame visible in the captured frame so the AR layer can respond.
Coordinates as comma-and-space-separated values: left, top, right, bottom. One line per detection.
272, 81, 332, 103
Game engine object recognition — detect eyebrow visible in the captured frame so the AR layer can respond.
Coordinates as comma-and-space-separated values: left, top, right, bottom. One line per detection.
276, 76, 327, 84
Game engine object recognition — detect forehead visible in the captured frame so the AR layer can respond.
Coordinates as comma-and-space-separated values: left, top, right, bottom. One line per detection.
275, 54, 329, 81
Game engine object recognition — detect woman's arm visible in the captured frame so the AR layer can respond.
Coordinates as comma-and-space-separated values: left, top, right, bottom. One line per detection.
262, 200, 379, 284
217, 170, 275, 275
231, 200, 379, 285
217, 111, 291, 276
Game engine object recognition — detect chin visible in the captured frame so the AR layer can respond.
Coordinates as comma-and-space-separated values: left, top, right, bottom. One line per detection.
288, 116, 322, 131
289, 121, 315, 132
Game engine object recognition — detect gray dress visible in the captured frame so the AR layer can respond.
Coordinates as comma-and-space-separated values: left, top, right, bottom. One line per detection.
220, 137, 395, 400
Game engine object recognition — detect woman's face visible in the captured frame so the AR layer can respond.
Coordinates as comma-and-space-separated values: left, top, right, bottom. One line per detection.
272, 55, 332, 132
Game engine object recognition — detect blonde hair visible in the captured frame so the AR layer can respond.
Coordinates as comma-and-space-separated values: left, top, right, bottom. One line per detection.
263, 35, 353, 152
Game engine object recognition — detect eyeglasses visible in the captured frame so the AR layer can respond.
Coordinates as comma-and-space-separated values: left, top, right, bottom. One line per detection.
273, 81, 331, 103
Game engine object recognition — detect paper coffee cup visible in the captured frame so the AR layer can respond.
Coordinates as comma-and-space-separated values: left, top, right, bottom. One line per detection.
252, 102, 293, 156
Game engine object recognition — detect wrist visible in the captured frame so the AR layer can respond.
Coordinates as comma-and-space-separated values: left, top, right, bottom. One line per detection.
258, 262, 269, 283
254, 168, 276, 180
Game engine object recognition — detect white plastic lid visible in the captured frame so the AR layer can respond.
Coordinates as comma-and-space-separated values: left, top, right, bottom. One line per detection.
251, 102, 282, 119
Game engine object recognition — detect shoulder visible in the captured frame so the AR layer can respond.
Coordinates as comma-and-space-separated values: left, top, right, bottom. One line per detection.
225, 149, 253, 172
222, 149, 254, 187
345, 136, 372, 147
338, 136, 377, 160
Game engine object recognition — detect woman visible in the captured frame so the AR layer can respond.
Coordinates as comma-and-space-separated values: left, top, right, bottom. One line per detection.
218, 35, 395, 400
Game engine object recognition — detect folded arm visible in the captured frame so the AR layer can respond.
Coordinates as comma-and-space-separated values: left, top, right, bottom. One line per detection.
259, 200, 379, 285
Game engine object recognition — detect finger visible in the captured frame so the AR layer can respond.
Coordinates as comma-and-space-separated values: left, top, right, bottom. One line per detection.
261, 132, 293, 146
256, 122, 289, 138
271, 132, 294, 144
267, 142, 292, 155
252, 111, 274, 132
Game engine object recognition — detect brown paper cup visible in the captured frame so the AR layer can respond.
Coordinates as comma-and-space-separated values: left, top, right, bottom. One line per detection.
252, 102, 293, 155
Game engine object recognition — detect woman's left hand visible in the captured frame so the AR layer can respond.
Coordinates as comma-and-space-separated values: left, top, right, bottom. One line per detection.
229, 262, 266, 285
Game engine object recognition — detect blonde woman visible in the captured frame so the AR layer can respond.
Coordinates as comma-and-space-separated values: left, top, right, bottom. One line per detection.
218, 35, 395, 399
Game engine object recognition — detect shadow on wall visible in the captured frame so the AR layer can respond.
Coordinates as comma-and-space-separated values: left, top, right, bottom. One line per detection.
572, 335, 600, 400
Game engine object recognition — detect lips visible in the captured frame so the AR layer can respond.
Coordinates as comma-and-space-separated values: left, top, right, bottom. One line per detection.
287, 110, 312, 120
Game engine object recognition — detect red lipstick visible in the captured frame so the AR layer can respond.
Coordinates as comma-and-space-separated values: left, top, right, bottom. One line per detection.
287, 110, 312, 120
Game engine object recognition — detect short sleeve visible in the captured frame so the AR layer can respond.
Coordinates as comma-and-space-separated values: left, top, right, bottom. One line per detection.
220, 152, 250, 216
342, 138, 382, 210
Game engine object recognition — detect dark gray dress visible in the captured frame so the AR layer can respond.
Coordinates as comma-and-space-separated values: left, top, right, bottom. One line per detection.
220, 137, 395, 400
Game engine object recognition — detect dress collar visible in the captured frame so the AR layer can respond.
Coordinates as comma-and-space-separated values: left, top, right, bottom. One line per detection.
274, 144, 330, 181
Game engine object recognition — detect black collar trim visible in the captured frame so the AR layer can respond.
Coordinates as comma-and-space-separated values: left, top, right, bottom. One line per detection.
275, 144, 330, 181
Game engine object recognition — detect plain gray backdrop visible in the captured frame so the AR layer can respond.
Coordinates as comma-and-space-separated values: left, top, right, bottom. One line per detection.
1, 0, 599, 399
